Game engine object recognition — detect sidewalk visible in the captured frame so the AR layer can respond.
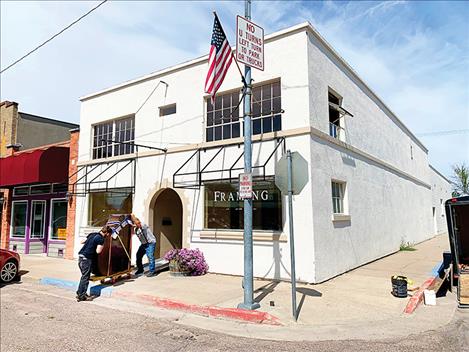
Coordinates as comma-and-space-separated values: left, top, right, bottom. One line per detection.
16, 234, 458, 341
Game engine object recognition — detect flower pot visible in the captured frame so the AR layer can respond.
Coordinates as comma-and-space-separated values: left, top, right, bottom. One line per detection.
169, 260, 191, 277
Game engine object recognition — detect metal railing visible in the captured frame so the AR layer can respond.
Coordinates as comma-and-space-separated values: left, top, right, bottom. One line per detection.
329, 122, 345, 140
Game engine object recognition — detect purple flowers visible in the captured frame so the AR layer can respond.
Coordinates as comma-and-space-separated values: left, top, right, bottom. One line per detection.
164, 248, 209, 276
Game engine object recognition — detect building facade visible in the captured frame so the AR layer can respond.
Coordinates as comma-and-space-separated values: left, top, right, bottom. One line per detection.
0, 101, 79, 256
71, 23, 451, 283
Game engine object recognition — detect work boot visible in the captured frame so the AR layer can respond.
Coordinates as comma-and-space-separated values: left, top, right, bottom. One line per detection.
134, 269, 144, 276
77, 294, 93, 302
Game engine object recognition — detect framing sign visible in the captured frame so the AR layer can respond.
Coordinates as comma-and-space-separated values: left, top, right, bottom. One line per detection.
236, 15, 264, 71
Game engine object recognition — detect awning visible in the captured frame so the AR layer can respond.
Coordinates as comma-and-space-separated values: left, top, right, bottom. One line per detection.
0, 146, 69, 187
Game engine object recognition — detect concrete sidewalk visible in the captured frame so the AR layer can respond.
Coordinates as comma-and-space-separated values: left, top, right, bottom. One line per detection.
16, 234, 459, 340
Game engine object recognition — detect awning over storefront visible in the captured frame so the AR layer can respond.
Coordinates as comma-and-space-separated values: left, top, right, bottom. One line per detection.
0, 146, 69, 187
173, 137, 285, 189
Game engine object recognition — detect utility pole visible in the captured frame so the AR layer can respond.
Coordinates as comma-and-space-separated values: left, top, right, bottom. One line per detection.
238, 0, 260, 311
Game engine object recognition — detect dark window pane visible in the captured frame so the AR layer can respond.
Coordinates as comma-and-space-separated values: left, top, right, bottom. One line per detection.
252, 119, 261, 135
214, 109, 222, 125
252, 87, 261, 102
232, 123, 240, 138
273, 97, 281, 113
272, 81, 280, 97
262, 84, 271, 100
273, 115, 282, 131
222, 95, 230, 109
30, 184, 51, 195
231, 92, 240, 107
215, 96, 222, 110
206, 127, 214, 141
262, 99, 271, 116
207, 99, 213, 112
262, 116, 272, 133
222, 108, 230, 122
214, 126, 222, 141
207, 111, 214, 126
252, 100, 261, 117
223, 124, 231, 139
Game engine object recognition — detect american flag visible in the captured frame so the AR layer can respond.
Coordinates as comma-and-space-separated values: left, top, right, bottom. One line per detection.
205, 14, 233, 101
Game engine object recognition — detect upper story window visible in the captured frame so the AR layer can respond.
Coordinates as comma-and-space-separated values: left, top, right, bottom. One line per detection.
159, 103, 176, 117
328, 90, 353, 141
205, 79, 282, 142
92, 116, 135, 159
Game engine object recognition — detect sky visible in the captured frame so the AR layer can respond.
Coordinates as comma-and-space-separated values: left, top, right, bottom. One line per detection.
1, 0, 468, 177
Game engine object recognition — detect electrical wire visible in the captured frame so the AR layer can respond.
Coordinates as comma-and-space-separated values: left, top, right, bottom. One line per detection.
0, 0, 109, 74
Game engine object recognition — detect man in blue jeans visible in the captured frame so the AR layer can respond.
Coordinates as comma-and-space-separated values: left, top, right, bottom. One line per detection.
133, 217, 157, 277
76, 226, 112, 302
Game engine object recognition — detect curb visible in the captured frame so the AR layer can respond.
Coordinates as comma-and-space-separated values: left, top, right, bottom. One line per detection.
113, 291, 282, 325
404, 262, 443, 314
38, 277, 282, 325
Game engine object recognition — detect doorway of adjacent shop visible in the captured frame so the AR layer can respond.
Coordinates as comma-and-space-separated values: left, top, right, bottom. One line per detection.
151, 188, 183, 259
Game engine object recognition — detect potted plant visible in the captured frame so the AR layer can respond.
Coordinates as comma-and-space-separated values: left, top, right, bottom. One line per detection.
164, 248, 209, 277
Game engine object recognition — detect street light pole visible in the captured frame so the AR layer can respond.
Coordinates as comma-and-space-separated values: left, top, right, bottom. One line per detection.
238, 0, 259, 311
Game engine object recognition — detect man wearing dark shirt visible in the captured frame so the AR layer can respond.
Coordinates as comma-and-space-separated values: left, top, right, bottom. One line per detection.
76, 226, 112, 302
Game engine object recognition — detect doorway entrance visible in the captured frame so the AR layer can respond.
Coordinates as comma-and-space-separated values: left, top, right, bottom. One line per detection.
152, 188, 183, 258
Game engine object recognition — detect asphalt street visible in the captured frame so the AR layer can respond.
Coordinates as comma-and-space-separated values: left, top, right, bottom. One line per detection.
1, 281, 468, 352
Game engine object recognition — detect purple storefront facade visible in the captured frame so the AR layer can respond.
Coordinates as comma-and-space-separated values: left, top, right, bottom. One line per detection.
0, 144, 70, 256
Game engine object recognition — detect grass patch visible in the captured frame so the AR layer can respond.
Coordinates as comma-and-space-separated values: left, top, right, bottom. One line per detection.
399, 241, 417, 251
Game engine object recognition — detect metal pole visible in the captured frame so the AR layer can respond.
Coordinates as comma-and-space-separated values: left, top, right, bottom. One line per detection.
287, 150, 297, 320
238, 0, 259, 311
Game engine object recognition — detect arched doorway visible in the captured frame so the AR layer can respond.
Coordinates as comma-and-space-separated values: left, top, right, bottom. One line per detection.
152, 188, 183, 258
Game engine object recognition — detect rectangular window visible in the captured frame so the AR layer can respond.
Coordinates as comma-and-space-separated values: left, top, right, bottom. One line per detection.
159, 103, 177, 117
50, 199, 68, 240
11, 201, 27, 238
52, 183, 68, 194
250, 80, 282, 135
30, 184, 51, 195
204, 180, 282, 231
13, 186, 29, 196
30, 200, 46, 239
206, 91, 240, 142
328, 91, 342, 139
88, 188, 133, 226
92, 116, 135, 159
205, 80, 282, 142
331, 181, 345, 214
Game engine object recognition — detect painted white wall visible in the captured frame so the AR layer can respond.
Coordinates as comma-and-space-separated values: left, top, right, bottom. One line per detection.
429, 166, 452, 235
74, 23, 451, 283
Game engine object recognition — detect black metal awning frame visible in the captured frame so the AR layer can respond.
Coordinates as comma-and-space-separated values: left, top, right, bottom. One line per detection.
173, 137, 285, 189
68, 158, 135, 197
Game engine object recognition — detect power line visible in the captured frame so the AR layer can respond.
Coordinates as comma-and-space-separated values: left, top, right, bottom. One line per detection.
416, 129, 469, 137
0, 0, 108, 74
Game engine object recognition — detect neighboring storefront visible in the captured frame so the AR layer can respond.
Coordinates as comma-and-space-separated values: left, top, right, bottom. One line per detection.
0, 143, 71, 256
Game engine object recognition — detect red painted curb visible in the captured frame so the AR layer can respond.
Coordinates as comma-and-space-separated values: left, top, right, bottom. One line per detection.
113, 291, 282, 325
403, 276, 438, 314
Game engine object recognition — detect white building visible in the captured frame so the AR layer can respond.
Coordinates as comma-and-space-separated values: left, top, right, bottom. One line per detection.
71, 22, 451, 283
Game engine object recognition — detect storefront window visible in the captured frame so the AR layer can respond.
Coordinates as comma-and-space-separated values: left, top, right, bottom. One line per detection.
11, 201, 27, 238
88, 188, 133, 226
204, 180, 282, 231
51, 200, 68, 240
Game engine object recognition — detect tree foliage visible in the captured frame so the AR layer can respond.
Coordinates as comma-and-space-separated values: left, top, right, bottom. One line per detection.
451, 162, 469, 196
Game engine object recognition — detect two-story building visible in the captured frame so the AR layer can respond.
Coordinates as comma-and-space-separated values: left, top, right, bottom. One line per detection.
70, 22, 451, 283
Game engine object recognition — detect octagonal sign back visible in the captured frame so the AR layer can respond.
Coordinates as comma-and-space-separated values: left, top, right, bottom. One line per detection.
275, 152, 309, 195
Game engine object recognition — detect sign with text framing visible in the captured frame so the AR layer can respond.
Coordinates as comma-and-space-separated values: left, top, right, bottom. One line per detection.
239, 173, 253, 199
236, 15, 264, 71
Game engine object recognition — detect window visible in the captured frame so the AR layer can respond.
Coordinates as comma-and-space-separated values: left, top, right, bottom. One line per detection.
30, 184, 51, 195
52, 183, 68, 194
13, 186, 29, 196
51, 200, 67, 240
159, 103, 176, 117
88, 188, 133, 226
331, 181, 346, 214
30, 201, 46, 238
92, 116, 135, 159
328, 91, 343, 139
204, 180, 282, 231
11, 201, 27, 238
205, 80, 282, 142
206, 91, 240, 142
250, 80, 282, 135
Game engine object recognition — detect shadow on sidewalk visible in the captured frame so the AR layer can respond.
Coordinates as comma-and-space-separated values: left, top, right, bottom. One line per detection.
296, 287, 322, 320
254, 280, 280, 303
